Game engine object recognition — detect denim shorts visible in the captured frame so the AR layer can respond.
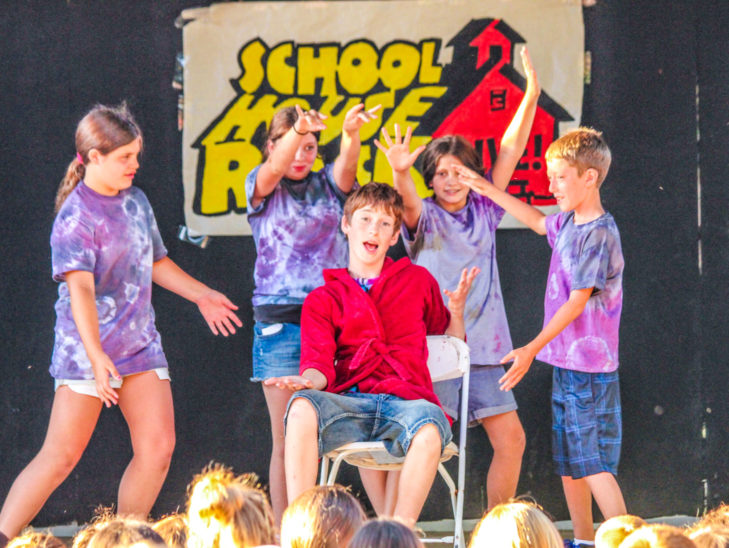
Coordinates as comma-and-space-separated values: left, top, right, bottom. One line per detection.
285, 390, 452, 458
251, 321, 301, 382
434, 364, 518, 427
552, 368, 622, 479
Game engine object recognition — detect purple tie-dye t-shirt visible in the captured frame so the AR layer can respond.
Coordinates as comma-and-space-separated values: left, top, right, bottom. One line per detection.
49, 182, 169, 380
245, 163, 349, 307
537, 211, 624, 373
402, 189, 513, 365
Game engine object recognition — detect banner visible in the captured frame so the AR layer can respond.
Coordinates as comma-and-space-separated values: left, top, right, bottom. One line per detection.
180, 0, 583, 235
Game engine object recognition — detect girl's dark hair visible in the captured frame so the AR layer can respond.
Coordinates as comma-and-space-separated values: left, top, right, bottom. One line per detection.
348, 517, 422, 548
420, 135, 483, 188
262, 105, 320, 161
55, 103, 142, 212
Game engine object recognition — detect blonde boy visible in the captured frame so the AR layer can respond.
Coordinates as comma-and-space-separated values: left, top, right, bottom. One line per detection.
265, 183, 477, 526
454, 128, 626, 545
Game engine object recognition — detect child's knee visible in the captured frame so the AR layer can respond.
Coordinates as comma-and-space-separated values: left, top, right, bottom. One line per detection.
408, 423, 442, 457
286, 397, 318, 430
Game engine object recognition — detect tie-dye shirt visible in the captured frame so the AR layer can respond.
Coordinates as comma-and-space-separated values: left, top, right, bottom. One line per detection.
402, 188, 513, 366
49, 182, 169, 380
246, 163, 349, 308
537, 211, 624, 373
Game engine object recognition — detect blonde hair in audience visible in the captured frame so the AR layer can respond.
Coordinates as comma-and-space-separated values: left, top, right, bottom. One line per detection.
7, 531, 65, 548
72, 506, 116, 548
469, 499, 562, 548
280, 484, 366, 548
87, 518, 166, 548
595, 514, 647, 548
348, 517, 423, 548
699, 505, 729, 530
687, 526, 729, 548
152, 513, 188, 548
186, 463, 276, 548
619, 524, 697, 548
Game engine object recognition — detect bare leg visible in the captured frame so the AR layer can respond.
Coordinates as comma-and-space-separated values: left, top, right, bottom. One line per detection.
359, 469, 401, 516
262, 384, 294, 524
393, 424, 442, 527
585, 472, 626, 520
283, 397, 319, 503
0, 387, 102, 538
116, 371, 175, 518
480, 410, 526, 509
562, 476, 595, 541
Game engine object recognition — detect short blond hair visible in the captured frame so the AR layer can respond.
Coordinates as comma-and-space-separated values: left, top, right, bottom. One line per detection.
595, 515, 647, 548
545, 127, 611, 185
469, 500, 563, 548
186, 464, 276, 548
620, 524, 697, 548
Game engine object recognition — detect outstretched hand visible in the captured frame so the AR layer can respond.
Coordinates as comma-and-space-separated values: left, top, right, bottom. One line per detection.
498, 345, 536, 391
453, 164, 493, 196
444, 266, 480, 316
196, 290, 243, 336
342, 103, 381, 134
294, 104, 328, 133
374, 124, 426, 173
263, 375, 314, 392
521, 46, 541, 100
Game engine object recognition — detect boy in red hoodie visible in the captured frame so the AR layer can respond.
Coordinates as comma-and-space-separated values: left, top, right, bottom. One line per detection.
265, 182, 477, 525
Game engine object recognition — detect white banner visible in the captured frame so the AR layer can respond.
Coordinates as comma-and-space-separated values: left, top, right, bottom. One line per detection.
180, 0, 583, 235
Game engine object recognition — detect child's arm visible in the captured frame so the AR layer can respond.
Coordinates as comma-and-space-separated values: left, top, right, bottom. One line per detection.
443, 266, 480, 340
374, 124, 426, 231
66, 270, 121, 407
332, 103, 381, 193
498, 287, 592, 391
251, 105, 327, 208
152, 256, 243, 336
491, 47, 541, 191
454, 164, 547, 235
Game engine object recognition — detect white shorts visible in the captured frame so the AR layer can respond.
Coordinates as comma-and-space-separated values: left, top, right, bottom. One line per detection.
55, 368, 170, 398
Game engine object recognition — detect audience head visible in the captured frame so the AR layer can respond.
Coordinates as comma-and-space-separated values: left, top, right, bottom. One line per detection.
86, 518, 166, 548
152, 513, 188, 548
700, 506, 729, 530
72, 507, 116, 548
619, 524, 696, 548
469, 499, 562, 548
7, 532, 66, 548
348, 517, 423, 548
280, 484, 366, 548
186, 464, 276, 548
687, 526, 729, 548
595, 515, 647, 548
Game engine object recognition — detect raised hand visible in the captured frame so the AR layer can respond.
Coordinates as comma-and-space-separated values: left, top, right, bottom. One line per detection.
374, 124, 426, 174
294, 104, 328, 134
444, 266, 480, 316
195, 290, 243, 336
521, 46, 541, 100
342, 103, 382, 134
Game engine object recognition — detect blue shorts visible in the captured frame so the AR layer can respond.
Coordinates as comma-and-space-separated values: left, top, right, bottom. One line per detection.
434, 364, 518, 427
552, 368, 622, 479
251, 321, 301, 382
285, 390, 452, 458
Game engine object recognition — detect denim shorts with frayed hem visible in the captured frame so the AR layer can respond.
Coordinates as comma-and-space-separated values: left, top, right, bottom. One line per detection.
285, 390, 452, 458
552, 368, 621, 479
250, 321, 301, 382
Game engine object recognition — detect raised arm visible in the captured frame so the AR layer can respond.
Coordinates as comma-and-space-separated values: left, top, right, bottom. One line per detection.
66, 270, 121, 407
374, 124, 425, 231
332, 103, 381, 193
251, 106, 327, 208
152, 256, 242, 336
455, 164, 547, 235
491, 46, 541, 191
443, 266, 480, 340
498, 288, 592, 391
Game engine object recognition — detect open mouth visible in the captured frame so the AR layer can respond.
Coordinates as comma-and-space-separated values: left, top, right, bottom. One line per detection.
363, 241, 379, 253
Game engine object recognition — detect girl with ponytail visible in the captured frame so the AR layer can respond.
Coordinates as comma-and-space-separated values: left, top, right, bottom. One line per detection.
0, 103, 243, 546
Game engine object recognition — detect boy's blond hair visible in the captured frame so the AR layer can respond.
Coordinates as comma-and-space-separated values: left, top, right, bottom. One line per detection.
186, 464, 276, 548
595, 514, 648, 548
469, 500, 563, 548
620, 524, 697, 548
342, 182, 404, 234
545, 127, 612, 185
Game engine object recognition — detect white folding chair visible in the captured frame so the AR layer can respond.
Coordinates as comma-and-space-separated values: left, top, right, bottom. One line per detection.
319, 335, 471, 548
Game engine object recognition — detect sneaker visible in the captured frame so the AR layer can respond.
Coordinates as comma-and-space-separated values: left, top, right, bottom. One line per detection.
564, 540, 595, 548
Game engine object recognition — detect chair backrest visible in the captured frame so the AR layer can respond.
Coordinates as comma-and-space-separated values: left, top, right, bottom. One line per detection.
426, 335, 470, 383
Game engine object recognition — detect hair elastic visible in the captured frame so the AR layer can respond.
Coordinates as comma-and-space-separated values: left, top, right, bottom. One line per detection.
76, 152, 84, 164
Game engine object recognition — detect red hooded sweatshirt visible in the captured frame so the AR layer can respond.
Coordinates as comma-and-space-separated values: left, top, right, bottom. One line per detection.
300, 257, 451, 414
